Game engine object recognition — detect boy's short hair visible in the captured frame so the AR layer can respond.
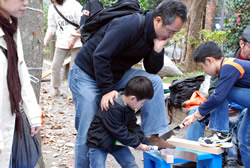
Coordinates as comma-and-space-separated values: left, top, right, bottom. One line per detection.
124, 76, 154, 101
193, 41, 224, 63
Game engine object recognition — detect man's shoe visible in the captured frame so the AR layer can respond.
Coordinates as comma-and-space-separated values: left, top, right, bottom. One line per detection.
226, 159, 238, 168
198, 132, 232, 147
149, 134, 175, 148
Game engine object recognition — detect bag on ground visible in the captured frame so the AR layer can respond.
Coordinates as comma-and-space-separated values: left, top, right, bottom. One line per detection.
169, 75, 205, 107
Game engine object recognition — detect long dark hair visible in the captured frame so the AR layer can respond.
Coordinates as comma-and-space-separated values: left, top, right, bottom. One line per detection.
51, 0, 64, 5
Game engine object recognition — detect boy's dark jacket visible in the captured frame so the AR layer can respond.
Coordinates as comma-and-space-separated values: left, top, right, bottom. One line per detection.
87, 92, 150, 152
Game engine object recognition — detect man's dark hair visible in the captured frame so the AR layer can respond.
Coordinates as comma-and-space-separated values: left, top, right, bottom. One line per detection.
54, 0, 64, 5
153, 0, 187, 25
193, 41, 224, 63
240, 36, 248, 43
124, 76, 154, 101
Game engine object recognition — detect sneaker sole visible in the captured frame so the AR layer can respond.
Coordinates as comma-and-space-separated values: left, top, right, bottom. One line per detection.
199, 142, 233, 148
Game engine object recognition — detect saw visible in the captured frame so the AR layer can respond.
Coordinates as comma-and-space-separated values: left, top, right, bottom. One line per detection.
159, 148, 198, 162
160, 124, 185, 140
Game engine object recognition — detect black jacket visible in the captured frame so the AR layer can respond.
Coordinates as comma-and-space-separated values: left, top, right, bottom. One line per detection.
75, 12, 164, 95
87, 93, 150, 152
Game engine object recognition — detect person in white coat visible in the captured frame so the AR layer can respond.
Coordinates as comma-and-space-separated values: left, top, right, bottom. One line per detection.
44, 0, 82, 96
0, 0, 42, 167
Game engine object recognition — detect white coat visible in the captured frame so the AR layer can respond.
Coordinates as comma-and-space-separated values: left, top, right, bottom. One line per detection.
0, 27, 42, 167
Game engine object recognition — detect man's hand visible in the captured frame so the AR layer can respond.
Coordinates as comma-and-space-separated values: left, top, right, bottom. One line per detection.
101, 90, 119, 111
30, 126, 41, 137
153, 38, 169, 53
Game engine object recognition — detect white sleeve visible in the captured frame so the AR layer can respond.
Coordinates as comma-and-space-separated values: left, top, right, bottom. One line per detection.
47, 5, 57, 34
0, 50, 5, 150
73, 1, 83, 25
16, 30, 41, 127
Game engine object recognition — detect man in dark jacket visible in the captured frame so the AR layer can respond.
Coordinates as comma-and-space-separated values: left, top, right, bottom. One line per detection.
87, 76, 155, 168
69, 1, 187, 167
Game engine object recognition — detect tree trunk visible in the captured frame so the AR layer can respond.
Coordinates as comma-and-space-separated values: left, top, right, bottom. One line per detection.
205, 0, 216, 31
19, 0, 45, 167
219, 0, 226, 29
180, 0, 208, 72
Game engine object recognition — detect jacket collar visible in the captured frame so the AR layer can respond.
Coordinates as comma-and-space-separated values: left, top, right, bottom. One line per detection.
144, 12, 157, 41
0, 27, 24, 64
114, 91, 127, 108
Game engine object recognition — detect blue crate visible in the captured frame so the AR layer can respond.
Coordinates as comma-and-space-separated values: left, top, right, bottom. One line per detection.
144, 148, 222, 168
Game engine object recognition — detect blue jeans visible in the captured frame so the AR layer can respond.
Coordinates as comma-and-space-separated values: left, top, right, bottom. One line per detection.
88, 147, 138, 168
217, 87, 250, 167
69, 63, 168, 168
237, 108, 250, 167
185, 102, 229, 140
186, 106, 209, 141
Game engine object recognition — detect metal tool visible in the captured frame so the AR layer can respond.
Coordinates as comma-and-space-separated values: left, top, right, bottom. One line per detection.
160, 124, 185, 140
159, 148, 198, 162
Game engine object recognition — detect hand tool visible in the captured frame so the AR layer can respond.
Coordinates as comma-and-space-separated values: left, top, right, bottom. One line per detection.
160, 124, 185, 140
159, 148, 198, 162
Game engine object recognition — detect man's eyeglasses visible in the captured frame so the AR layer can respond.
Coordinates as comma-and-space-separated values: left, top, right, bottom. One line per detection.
166, 28, 178, 36
244, 42, 250, 48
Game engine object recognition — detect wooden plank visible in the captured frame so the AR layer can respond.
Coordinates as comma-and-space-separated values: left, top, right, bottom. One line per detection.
167, 137, 224, 155
42, 57, 71, 79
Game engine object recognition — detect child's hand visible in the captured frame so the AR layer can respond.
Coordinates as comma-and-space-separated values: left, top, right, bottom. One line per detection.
136, 144, 151, 151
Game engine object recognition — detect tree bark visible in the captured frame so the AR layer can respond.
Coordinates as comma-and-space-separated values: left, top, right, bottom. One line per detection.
180, 0, 208, 72
205, 0, 216, 31
19, 0, 45, 167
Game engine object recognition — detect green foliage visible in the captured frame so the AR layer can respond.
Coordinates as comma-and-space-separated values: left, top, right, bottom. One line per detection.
140, 0, 157, 11
224, 0, 249, 52
169, 28, 229, 49
200, 29, 228, 45
76, 0, 86, 6
100, 0, 118, 7
163, 71, 205, 84
189, 30, 228, 48
76, 0, 157, 10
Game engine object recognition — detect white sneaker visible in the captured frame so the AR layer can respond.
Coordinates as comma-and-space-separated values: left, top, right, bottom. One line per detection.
198, 132, 232, 147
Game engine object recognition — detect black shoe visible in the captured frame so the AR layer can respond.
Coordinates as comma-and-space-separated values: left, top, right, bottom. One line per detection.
226, 160, 238, 168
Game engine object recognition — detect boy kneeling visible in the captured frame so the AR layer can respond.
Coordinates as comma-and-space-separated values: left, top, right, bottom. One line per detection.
87, 76, 154, 168
182, 41, 250, 149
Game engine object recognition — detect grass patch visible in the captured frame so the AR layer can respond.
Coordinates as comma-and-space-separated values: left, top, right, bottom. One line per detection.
162, 71, 205, 84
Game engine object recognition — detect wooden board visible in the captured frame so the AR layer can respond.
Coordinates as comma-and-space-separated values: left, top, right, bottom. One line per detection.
167, 137, 224, 155
42, 57, 71, 79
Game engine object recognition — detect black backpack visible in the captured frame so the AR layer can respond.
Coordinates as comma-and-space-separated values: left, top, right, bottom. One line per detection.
169, 75, 205, 108
79, 0, 146, 43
